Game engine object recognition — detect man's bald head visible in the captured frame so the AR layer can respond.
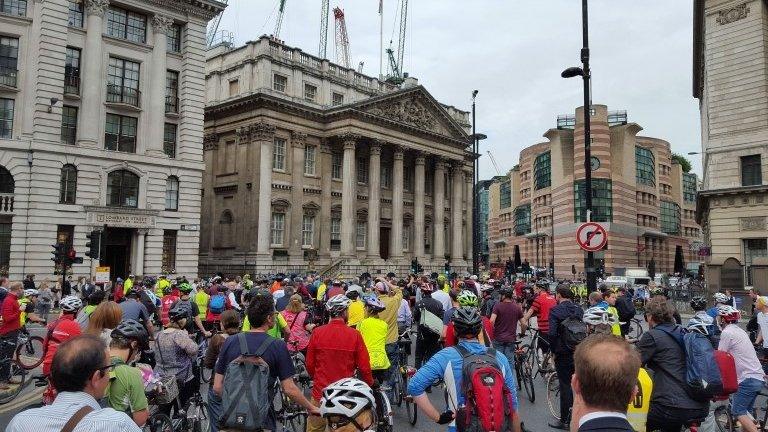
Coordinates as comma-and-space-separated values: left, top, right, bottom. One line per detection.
50, 335, 108, 393
574, 333, 640, 412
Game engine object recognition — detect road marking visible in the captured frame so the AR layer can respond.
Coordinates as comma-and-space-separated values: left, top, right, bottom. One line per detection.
0, 386, 44, 413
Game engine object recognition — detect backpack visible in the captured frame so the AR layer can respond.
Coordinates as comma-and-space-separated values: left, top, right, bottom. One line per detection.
713, 350, 738, 397
615, 295, 636, 322
220, 334, 275, 431
559, 315, 587, 352
209, 294, 226, 314
682, 331, 723, 400
453, 344, 516, 432
160, 295, 179, 326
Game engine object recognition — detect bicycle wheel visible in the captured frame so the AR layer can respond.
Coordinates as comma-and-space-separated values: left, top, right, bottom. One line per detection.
144, 413, 173, 432
546, 372, 560, 422
714, 405, 734, 432
285, 411, 307, 432
630, 319, 644, 339
393, 370, 403, 407
521, 346, 535, 403
405, 395, 418, 425
188, 399, 210, 432
15, 335, 44, 370
0, 361, 26, 404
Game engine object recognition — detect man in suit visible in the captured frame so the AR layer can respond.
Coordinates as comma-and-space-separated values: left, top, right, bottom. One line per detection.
571, 333, 638, 432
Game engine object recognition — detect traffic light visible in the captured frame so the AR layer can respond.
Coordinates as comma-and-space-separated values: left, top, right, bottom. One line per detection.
51, 242, 66, 264
85, 230, 101, 259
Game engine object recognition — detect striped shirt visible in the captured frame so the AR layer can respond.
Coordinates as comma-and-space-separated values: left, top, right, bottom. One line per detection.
7, 391, 141, 432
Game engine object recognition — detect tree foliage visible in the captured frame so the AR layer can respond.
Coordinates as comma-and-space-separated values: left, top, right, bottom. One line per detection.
671, 153, 692, 173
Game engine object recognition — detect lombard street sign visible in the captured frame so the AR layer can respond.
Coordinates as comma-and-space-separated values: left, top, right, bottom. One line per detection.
84, 206, 158, 229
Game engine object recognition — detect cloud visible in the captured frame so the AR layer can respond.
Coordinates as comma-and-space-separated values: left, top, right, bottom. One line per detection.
215, 0, 701, 177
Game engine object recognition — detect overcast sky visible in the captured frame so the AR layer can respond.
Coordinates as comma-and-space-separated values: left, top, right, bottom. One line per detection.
216, 0, 702, 178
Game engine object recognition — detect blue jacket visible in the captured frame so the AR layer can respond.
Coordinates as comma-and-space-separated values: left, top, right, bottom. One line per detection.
407, 340, 518, 432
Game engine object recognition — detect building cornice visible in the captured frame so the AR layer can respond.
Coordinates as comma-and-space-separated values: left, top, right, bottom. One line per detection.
143, 0, 226, 20
695, 184, 768, 224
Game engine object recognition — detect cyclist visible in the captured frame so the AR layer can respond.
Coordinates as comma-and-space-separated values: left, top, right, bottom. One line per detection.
241, 289, 289, 339
320, 378, 378, 432
407, 306, 521, 432
154, 304, 199, 415
204, 309, 241, 432
444, 290, 494, 347
20, 289, 47, 326
119, 289, 155, 336
106, 319, 150, 427
489, 287, 525, 364
346, 289, 365, 327
413, 280, 444, 369
717, 305, 764, 432
547, 285, 583, 430
306, 294, 373, 432
582, 306, 620, 335
689, 296, 715, 336
172, 282, 211, 338
520, 281, 557, 357
41, 295, 83, 376
602, 288, 622, 336
159, 285, 179, 327
357, 295, 391, 387
76, 290, 105, 329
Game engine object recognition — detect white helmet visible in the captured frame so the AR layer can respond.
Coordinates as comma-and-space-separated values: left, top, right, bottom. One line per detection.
60, 295, 83, 312
23, 289, 39, 297
320, 378, 377, 423
325, 294, 352, 316
582, 306, 618, 326
687, 316, 710, 335
713, 292, 730, 304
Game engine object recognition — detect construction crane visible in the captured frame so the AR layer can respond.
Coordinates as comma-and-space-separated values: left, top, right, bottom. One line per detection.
318, 0, 329, 58
385, 0, 408, 84
273, 0, 287, 39
206, 0, 229, 47
487, 151, 502, 175
334, 7, 351, 68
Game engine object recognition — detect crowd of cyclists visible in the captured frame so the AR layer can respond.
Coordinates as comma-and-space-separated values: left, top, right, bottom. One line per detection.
0, 270, 766, 432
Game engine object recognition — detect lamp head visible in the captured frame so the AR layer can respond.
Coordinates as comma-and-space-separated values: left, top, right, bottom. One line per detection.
472, 90, 479, 99
561, 67, 584, 78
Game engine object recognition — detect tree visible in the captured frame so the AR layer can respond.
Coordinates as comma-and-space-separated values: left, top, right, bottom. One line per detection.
671, 153, 692, 173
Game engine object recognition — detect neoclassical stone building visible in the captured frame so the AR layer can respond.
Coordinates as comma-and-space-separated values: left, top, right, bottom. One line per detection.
202, 36, 474, 274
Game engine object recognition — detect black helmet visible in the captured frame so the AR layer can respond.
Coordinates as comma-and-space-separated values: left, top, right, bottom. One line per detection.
690, 296, 707, 311
168, 303, 190, 322
111, 319, 149, 349
452, 306, 482, 337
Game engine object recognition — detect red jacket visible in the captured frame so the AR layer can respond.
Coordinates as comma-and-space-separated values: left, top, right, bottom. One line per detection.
306, 318, 373, 401
42, 314, 81, 376
444, 317, 495, 347
0, 292, 21, 335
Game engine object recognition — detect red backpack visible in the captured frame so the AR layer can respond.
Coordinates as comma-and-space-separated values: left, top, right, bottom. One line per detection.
713, 350, 738, 399
160, 295, 179, 326
454, 344, 516, 432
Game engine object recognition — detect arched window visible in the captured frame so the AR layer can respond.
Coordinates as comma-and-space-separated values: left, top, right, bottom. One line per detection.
165, 176, 179, 211
107, 170, 139, 207
0, 166, 13, 194
59, 164, 77, 204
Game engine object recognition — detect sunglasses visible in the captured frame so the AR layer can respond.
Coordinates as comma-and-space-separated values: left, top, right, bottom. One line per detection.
96, 363, 116, 377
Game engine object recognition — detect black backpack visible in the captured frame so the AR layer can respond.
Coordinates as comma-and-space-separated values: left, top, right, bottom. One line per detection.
559, 315, 587, 352
615, 296, 636, 322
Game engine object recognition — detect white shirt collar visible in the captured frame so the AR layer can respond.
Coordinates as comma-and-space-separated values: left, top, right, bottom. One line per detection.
578, 411, 627, 428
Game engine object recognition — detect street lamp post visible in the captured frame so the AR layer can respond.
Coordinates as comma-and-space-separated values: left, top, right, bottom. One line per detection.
469, 93, 487, 276
562, 0, 597, 293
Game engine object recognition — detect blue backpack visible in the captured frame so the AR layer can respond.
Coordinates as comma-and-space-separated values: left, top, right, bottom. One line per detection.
657, 326, 722, 402
209, 294, 226, 314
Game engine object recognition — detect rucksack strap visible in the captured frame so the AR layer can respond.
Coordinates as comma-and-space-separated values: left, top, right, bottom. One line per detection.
237, 333, 275, 358
453, 343, 471, 359
60, 406, 94, 432
237, 333, 250, 356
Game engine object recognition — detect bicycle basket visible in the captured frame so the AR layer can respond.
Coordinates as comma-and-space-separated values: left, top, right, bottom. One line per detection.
152, 375, 179, 405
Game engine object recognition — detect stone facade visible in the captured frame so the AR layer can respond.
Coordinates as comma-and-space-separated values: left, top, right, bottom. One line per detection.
693, 0, 768, 292
487, 105, 703, 278
201, 36, 474, 276
0, 0, 224, 281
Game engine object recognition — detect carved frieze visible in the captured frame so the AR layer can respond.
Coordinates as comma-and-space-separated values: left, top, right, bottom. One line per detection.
152, 14, 174, 34
203, 133, 219, 151
740, 216, 766, 231
717, 3, 749, 25
85, 0, 109, 17
251, 121, 276, 141
236, 126, 251, 143
291, 131, 308, 148
367, 96, 439, 133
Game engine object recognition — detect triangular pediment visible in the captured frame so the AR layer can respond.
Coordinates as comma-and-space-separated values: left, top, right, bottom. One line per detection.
342, 86, 470, 142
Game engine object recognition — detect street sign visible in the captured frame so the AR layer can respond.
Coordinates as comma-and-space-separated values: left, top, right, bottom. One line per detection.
576, 222, 608, 252
94, 266, 111, 283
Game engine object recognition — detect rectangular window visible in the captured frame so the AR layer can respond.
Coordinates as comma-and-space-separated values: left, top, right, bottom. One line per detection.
404, 169, 413, 192
165, 70, 179, 113
403, 225, 410, 251
104, 114, 138, 153
273, 74, 287, 92
54, 225, 74, 273
635, 146, 656, 187
228, 79, 239, 97
304, 145, 316, 175
107, 57, 140, 106
0, 0, 26, 16
161, 230, 177, 273
304, 83, 317, 102
60, 106, 78, 144
302, 215, 315, 247
67, 0, 83, 27
273, 138, 286, 170
534, 151, 551, 190
425, 171, 433, 196
107, 6, 146, 43
574, 179, 612, 222
332, 92, 344, 106
683, 173, 697, 203
270, 212, 285, 246
332, 153, 343, 180
356, 220, 367, 249
0, 98, 14, 139
167, 24, 181, 53
165, 177, 178, 210
744, 238, 768, 286
499, 180, 511, 209
381, 165, 392, 189
330, 216, 341, 250
741, 155, 762, 186
514, 204, 531, 236
0, 36, 19, 88
0, 222, 10, 272
163, 123, 177, 158
64, 47, 81, 95
59, 167, 77, 204
660, 200, 681, 235
357, 157, 368, 184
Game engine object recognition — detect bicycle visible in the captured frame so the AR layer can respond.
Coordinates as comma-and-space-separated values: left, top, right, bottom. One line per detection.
546, 371, 560, 421
194, 332, 212, 384
391, 328, 414, 408
287, 340, 311, 394
628, 317, 644, 340
513, 340, 535, 403
0, 356, 27, 405
372, 382, 394, 432
15, 326, 45, 370
272, 379, 307, 432
144, 379, 210, 432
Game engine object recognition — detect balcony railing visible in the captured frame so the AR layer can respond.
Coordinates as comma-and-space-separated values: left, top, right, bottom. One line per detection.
165, 95, 178, 114
0, 193, 14, 214
106, 84, 141, 108
556, 115, 575, 130
0, 66, 18, 88
64, 74, 80, 95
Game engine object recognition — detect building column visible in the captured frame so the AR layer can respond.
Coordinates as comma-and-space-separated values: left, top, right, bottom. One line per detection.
289, 132, 307, 258
451, 163, 464, 264
413, 153, 426, 260
340, 134, 358, 257
433, 158, 446, 261
391, 146, 405, 259
465, 170, 473, 263
78, 0, 110, 146
367, 142, 382, 258
255, 121, 276, 256
135, 229, 148, 275
319, 142, 333, 257
145, 14, 172, 155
